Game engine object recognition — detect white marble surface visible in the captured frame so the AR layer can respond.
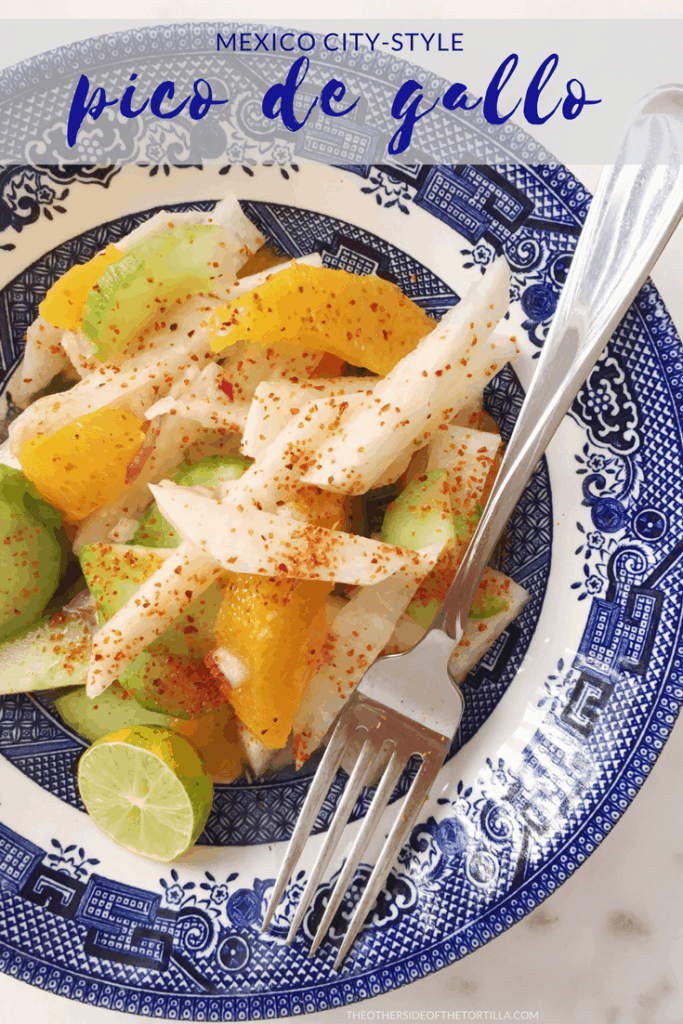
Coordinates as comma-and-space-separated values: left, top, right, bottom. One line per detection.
1, 6, 683, 1023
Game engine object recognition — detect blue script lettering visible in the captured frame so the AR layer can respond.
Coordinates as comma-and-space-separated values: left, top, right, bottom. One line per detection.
320, 80, 358, 118
482, 54, 522, 126
262, 56, 319, 130
67, 75, 118, 146
67, 74, 229, 148
482, 53, 600, 131
563, 78, 601, 119
523, 54, 562, 125
389, 53, 600, 154
119, 74, 148, 118
389, 81, 439, 155
150, 82, 189, 120
442, 81, 481, 114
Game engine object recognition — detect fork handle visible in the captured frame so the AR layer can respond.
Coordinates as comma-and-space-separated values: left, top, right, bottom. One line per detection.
431, 83, 683, 642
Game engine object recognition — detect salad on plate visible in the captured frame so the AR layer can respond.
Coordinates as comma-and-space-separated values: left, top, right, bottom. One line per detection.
0, 190, 529, 862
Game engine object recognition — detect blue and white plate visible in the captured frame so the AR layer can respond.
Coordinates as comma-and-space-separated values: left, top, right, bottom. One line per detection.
0, 23, 682, 1021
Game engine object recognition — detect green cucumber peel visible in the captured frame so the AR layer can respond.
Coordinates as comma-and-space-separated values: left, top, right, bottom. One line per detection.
82, 252, 143, 342
0, 465, 63, 531
453, 502, 482, 540
122, 579, 225, 718
0, 467, 66, 642
79, 543, 165, 626
82, 223, 223, 360
407, 588, 509, 630
407, 597, 441, 630
173, 453, 252, 488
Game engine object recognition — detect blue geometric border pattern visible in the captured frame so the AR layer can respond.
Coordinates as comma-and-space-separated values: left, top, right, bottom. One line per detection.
0, 199, 551, 849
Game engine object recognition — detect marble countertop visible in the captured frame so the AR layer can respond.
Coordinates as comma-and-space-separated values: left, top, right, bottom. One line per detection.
1, 9, 683, 1020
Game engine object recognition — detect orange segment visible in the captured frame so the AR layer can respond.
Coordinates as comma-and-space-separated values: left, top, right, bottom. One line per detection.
310, 352, 346, 378
209, 263, 434, 375
39, 244, 124, 331
20, 408, 145, 522
281, 484, 346, 530
171, 704, 243, 783
215, 574, 332, 748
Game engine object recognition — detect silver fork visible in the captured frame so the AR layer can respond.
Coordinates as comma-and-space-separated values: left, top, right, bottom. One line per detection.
262, 84, 683, 968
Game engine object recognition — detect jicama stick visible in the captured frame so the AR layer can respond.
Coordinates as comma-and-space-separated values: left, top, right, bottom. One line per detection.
292, 543, 442, 767
149, 480, 428, 586
263, 344, 325, 384
426, 424, 502, 511
145, 362, 250, 434
86, 539, 224, 696
450, 392, 484, 428
217, 341, 325, 408
236, 720, 297, 778
381, 612, 426, 655
241, 377, 379, 458
60, 329, 99, 377
220, 391, 370, 513
237, 720, 275, 777
449, 572, 529, 682
301, 258, 513, 494
11, 317, 72, 409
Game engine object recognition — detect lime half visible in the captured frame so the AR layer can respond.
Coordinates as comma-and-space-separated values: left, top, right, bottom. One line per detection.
78, 725, 213, 861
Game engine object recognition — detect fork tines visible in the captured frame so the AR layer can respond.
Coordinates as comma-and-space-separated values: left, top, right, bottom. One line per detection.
261, 693, 448, 968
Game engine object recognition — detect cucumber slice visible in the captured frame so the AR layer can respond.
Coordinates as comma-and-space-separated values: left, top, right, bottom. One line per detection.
470, 591, 510, 620
81, 252, 143, 343
381, 472, 453, 631
130, 504, 181, 550
406, 597, 441, 631
174, 454, 252, 488
82, 223, 223, 361
120, 580, 227, 718
79, 543, 165, 623
131, 455, 251, 549
0, 603, 93, 695
381, 471, 455, 549
55, 683, 174, 743
0, 466, 66, 642
382, 472, 502, 629
119, 645, 228, 720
